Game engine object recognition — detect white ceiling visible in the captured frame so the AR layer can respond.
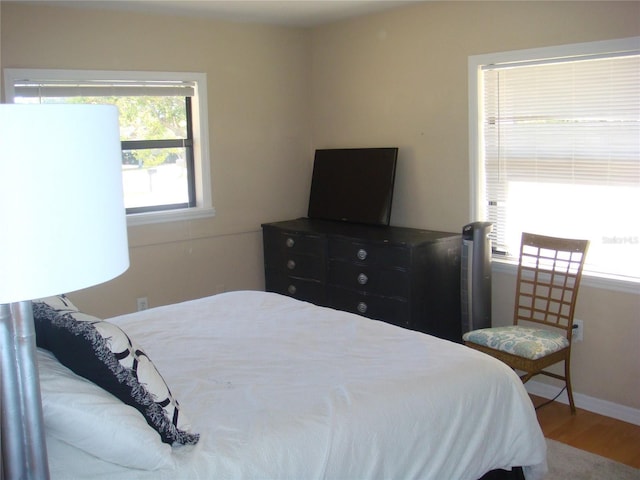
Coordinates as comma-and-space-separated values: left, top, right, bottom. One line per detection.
31, 0, 421, 27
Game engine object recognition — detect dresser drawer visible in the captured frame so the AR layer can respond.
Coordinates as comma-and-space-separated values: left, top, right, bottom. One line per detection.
328, 260, 409, 298
328, 286, 409, 328
328, 238, 409, 268
265, 271, 327, 305
263, 228, 325, 256
264, 251, 325, 280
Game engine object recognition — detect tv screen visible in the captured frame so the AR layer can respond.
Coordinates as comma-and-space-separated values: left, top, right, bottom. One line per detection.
307, 147, 398, 226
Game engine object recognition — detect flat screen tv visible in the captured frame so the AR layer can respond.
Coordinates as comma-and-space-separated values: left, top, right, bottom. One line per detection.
307, 147, 398, 227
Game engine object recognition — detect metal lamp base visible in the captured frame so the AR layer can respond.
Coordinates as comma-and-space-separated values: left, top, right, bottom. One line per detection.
1, 301, 50, 479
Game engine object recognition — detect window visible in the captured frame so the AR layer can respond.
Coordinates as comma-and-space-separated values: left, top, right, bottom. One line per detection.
469, 38, 640, 284
4, 69, 213, 225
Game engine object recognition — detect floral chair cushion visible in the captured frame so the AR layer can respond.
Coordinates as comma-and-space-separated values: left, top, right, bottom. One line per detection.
463, 325, 570, 360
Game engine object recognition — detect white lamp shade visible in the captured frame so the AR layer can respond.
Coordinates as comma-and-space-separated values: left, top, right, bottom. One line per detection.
0, 104, 130, 303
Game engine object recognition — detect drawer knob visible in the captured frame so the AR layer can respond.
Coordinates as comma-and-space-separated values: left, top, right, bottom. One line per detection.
357, 302, 368, 314
287, 284, 297, 295
286, 237, 295, 248
357, 248, 368, 260
357, 273, 368, 285
287, 259, 296, 270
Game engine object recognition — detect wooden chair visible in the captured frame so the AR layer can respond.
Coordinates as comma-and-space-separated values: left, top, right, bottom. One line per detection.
463, 232, 589, 413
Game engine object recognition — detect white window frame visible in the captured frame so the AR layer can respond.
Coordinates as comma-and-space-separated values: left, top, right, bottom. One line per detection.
468, 37, 640, 294
4, 68, 215, 227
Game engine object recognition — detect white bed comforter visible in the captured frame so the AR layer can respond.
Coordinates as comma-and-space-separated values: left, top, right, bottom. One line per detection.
45, 291, 547, 480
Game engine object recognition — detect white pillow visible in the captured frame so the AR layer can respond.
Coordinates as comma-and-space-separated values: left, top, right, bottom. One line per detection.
38, 348, 175, 471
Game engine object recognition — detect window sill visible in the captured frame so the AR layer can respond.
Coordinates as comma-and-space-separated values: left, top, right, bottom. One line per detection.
491, 257, 640, 295
126, 206, 216, 227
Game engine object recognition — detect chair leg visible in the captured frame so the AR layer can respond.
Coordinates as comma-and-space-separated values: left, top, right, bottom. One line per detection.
520, 372, 535, 383
565, 358, 576, 414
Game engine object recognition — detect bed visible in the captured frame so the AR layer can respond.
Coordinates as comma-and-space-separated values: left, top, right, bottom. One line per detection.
34, 290, 547, 480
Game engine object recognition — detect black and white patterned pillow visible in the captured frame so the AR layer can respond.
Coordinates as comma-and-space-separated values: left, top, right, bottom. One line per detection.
32, 296, 199, 446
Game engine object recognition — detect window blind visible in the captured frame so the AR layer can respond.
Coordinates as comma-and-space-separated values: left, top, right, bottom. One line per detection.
482, 53, 640, 277
13, 80, 195, 98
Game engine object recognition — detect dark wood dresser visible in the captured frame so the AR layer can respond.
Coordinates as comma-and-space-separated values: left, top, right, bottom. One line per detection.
262, 218, 462, 342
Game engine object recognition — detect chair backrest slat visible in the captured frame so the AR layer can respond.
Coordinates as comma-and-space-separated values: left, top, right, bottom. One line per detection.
513, 233, 589, 340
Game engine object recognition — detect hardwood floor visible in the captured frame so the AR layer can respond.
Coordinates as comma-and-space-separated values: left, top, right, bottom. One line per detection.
531, 395, 640, 469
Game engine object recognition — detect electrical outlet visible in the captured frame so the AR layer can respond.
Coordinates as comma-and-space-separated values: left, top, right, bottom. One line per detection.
136, 297, 149, 311
572, 319, 584, 343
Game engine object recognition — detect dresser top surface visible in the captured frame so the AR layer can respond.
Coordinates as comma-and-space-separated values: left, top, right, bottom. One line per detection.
262, 218, 460, 246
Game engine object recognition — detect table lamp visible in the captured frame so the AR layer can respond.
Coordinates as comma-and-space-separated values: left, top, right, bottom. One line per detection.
0, 104, 130, 479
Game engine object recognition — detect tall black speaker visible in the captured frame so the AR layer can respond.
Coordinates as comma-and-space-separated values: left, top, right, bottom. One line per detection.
461, 222, 492, 334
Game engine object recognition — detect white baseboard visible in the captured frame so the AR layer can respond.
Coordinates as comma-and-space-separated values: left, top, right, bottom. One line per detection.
525, 380, 640, 426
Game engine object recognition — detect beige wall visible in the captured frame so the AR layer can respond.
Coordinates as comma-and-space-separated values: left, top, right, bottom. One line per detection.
1, 3, 313, 316
310, 1, 640, 232
309, 1, 640, 410
2, 1, 639, 410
